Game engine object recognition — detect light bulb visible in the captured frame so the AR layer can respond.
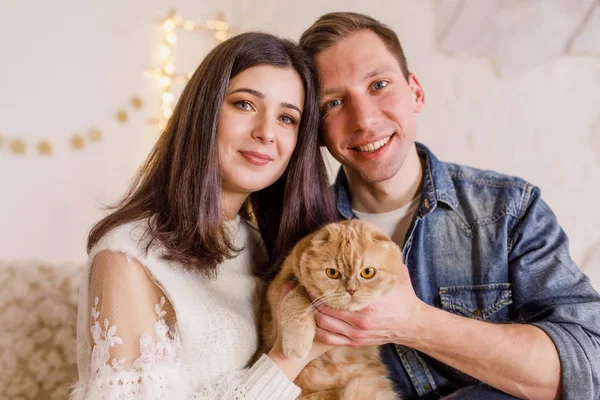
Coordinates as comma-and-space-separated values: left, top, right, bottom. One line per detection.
163, 19, 175, 32
159, 45, 171, 59
216, 31, 227, 41
166, 32, 177, 45
162, 106, 173, 119
160, 76, 172, 87
215, 21, 228, 31
183, 20, 195, 31
164, 63, 175, 75
162, 92, 175, 103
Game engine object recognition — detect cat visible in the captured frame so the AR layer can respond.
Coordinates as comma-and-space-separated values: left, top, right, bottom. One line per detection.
260, 220, 402, 400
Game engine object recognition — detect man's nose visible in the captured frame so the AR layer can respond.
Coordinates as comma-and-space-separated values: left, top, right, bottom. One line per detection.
348, 95, 379, 133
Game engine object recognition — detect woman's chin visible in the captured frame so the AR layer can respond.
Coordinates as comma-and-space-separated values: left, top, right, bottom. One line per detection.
243, 178, 281, 193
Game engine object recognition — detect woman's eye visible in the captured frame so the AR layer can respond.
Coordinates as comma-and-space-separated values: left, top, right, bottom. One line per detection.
278, 115, 296, 125
234, 100, 253, 111
372, 80, 388, 90
325, 99, 342, 110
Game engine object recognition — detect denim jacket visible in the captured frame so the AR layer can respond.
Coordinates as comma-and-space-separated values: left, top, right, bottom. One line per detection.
334, 143, 600, 399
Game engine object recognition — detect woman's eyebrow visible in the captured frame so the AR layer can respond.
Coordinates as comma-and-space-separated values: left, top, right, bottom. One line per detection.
230, 87, 301, 115
281, 102, 302, 115
229, 87, 264, 98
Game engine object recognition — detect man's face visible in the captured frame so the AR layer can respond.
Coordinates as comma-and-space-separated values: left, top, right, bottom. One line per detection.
316, 29, 424, 184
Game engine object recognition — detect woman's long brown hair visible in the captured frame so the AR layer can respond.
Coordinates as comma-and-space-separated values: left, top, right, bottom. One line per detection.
87, 32, 337, 281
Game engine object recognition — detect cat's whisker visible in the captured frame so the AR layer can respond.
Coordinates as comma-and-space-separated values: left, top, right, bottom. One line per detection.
308, 301, 326, 313
310, 293, 332, 305
299, 305, 317, 319
311, 292, 337, 305
296, 294, 330, 318
297, 293, 340, 318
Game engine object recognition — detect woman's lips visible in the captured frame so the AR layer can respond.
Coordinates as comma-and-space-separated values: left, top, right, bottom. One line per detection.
239, 151, 273, 166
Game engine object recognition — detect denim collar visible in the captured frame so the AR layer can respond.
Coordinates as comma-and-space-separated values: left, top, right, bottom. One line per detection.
334, 142, 458, 219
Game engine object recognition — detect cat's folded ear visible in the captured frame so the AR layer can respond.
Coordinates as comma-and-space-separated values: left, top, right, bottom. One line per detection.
370, 230, 391, 250
357, 221, 392, 249
309, 223, 339, 247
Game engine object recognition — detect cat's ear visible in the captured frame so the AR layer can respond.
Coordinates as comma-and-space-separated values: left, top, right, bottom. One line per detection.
310, 227, 331, 246
370, 230, 391, 250
310, 223, 339, 247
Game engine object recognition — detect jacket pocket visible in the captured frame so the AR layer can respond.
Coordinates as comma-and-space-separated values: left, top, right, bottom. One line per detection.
439, 283, 512, 322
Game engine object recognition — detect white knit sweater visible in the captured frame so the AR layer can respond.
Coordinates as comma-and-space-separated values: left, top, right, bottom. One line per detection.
71, 216, 300, 399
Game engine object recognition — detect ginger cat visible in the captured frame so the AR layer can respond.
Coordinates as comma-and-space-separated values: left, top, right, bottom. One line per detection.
260, 220, 401, 400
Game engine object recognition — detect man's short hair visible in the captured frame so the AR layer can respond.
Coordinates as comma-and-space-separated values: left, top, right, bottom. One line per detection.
299, 12, 410, 81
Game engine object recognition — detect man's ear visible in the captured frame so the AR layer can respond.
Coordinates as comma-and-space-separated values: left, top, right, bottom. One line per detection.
408, 73, 425, 113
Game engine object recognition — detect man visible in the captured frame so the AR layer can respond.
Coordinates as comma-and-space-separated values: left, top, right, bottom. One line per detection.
299, 12, 600, 400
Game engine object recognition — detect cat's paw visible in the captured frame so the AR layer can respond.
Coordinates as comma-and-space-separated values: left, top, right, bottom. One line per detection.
282, 328, 312, 359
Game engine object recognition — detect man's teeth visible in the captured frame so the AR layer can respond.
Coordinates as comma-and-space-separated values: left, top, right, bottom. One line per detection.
356, 136, 390, 152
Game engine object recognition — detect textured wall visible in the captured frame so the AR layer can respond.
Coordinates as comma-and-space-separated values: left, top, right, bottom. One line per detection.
1, 0, 598, 289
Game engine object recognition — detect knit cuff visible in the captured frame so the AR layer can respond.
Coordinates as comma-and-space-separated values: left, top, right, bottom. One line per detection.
238, 354, 301, 399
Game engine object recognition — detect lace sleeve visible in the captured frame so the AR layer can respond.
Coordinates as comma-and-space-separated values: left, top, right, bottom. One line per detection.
71, 251, 189, 399
71, 251, 301, 400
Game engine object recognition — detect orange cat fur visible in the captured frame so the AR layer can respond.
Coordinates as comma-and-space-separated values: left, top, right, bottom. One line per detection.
260, 220, 401, 399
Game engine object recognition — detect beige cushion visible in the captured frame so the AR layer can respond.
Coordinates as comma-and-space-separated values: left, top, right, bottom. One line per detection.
0, 261, 82, 399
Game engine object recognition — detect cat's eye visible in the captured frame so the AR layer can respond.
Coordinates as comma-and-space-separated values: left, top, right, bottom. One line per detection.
360, 267, 376, 279
325, 268, 341, 279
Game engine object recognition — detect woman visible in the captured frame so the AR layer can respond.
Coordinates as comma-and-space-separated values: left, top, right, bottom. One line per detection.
71, 32, 338, 399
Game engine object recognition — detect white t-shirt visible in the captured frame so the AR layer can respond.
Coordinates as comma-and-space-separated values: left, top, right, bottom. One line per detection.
353, 195, 421, 249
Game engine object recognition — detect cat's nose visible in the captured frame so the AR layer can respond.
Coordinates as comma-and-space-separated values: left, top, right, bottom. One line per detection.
347, 289, 356, 296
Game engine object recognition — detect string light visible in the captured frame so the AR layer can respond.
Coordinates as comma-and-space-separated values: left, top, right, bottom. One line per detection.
163, 19, 176, 33
1, 10, 227, 157
162, 92, 175, 103
10, 139, 26, 154
131, 96, 143, 109
37, 140, 52, 155
146, 10, 237, 130
115, 110, 128, 123
166, 32, 177, 45
159, 45, 171, 59
1, 113, 140, 157
71, 135, 85, 150
88, 128, 102, 142
164, 62, 175, 75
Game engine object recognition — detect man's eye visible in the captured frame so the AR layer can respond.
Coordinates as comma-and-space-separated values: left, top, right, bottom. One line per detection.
325, 99, 342, 109
234, 100, 253, 111
373, 81, 388, 90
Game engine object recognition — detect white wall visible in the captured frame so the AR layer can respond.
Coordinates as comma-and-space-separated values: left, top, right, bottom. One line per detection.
1, 0, 599, 287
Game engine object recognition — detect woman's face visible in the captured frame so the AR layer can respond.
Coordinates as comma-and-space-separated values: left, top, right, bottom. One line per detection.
218, 65, 304, 197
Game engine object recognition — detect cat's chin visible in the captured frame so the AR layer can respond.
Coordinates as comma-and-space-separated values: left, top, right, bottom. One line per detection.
324, 300, 368, 312
337, 299, 371, 312
345, 303, 368, 312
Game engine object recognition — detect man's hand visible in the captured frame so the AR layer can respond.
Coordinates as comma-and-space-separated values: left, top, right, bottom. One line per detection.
313, 261, 427, 347
314, 263, 562, 400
